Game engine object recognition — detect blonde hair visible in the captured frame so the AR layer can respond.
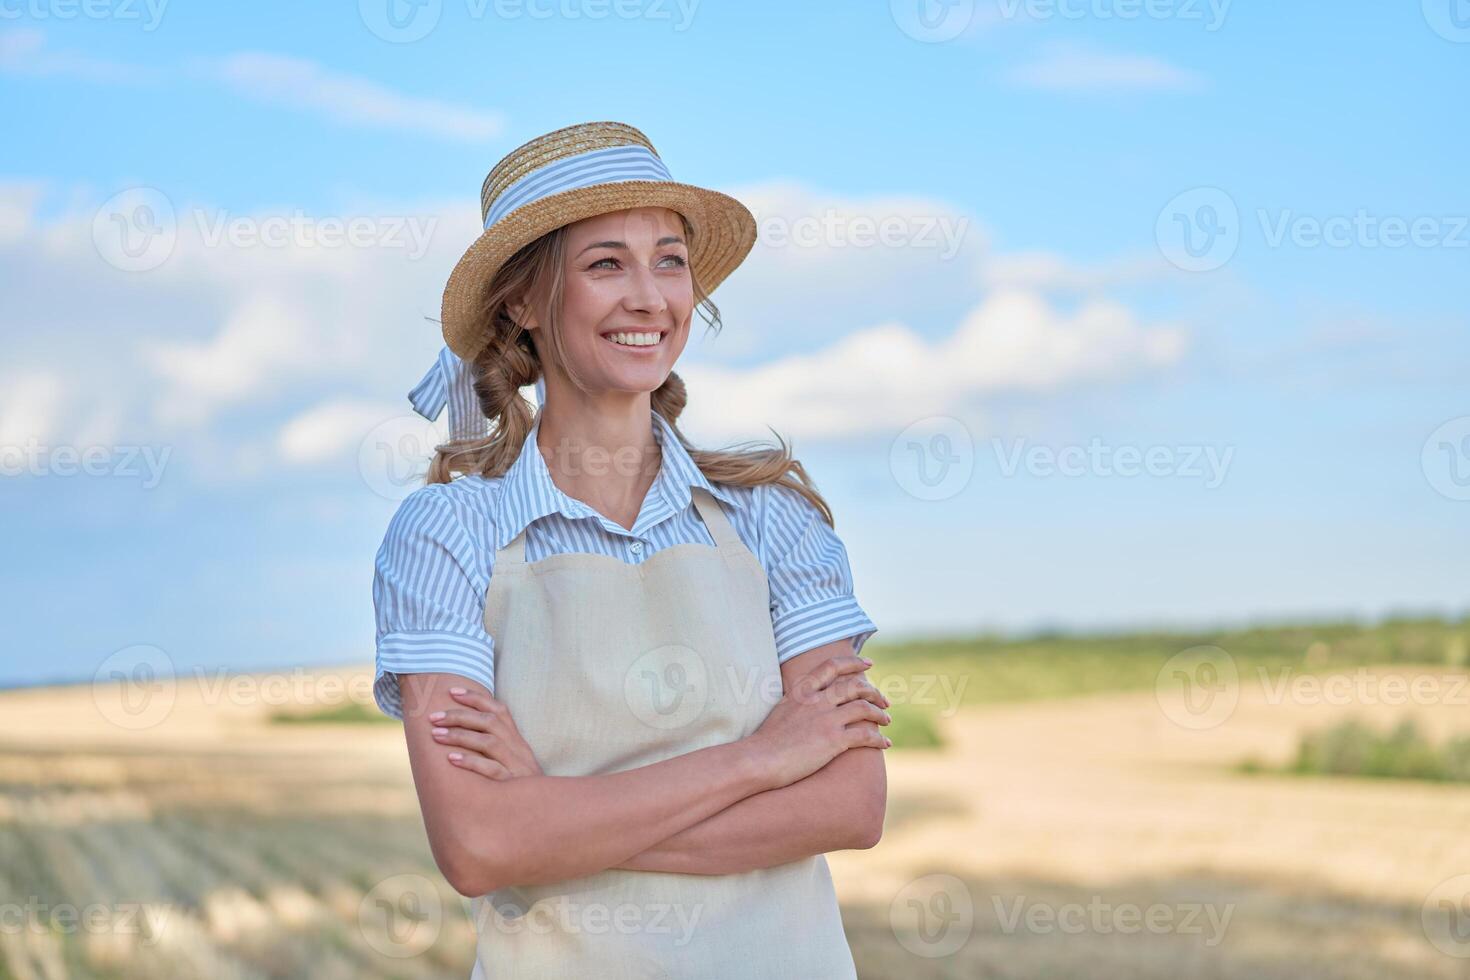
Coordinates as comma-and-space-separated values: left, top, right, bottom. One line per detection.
425, 214, 836, 527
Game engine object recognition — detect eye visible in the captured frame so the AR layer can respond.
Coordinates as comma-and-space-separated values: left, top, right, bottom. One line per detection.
588, 254, 688, 271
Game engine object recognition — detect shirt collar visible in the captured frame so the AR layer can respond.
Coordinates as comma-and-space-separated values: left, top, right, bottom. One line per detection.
493, 408, 739, 551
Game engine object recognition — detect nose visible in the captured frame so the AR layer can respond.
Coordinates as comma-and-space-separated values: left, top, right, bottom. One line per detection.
621, 258, 668, 317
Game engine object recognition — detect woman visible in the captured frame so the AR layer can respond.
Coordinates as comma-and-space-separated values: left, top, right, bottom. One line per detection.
373, 121, 890, 978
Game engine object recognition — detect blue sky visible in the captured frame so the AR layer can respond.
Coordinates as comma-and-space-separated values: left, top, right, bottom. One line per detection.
2, 1, 1467, 687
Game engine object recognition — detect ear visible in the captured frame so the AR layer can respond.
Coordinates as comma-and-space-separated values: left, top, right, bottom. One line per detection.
506, 297, 539, 331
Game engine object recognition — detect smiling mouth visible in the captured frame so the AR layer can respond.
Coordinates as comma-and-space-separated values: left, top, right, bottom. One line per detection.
600, 329, 668, 349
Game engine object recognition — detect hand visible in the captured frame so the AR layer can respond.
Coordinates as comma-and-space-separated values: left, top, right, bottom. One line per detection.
744, 653, 891, 790
428, 687, 544, 780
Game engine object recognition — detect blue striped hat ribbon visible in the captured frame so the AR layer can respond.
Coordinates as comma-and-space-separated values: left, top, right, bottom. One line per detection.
483, 143, 673, 229
408, 345, 544, 442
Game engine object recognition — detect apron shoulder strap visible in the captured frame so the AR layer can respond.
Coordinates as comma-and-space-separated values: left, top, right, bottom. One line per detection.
497, 527, 527, 565
690, 486, 741, 552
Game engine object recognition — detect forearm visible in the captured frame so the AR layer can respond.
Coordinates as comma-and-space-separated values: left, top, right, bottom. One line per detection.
614, 745, 886, 874
453, 738, 772, 892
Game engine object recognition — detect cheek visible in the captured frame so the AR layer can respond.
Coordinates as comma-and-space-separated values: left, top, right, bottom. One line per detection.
664, 278, 695, 312
561, 279, 622, 339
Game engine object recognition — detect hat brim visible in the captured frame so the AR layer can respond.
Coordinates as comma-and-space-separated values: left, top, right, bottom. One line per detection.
440, 180, 756, 360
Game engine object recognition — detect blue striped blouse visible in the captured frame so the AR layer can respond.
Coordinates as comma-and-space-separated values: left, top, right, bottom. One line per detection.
371, 408, 878, 720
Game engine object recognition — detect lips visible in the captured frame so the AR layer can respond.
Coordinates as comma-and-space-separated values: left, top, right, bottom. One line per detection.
600, 329, 668, 348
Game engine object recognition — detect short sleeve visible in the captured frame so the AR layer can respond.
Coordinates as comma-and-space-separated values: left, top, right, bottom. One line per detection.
372, 487, 496, 720
761, 484, 878, 664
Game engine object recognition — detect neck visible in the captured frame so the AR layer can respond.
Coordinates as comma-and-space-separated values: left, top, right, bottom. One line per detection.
535, 393, 662, 530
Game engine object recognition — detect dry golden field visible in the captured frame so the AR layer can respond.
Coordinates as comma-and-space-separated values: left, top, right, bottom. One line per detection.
2, 652, 1469, 978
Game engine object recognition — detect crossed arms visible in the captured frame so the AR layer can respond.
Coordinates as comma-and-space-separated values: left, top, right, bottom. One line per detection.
397, 638, 889, 896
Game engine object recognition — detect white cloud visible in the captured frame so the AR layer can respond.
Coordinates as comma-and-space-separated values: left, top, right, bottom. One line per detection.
1006, 40, 1205, 93
2, 177, 1189, 478
706, 179, 990, 355
0, 369, 64, 448
200, 52, 506, 142
982, 250, 1175, 292
2, 30, 504, 142
140, 296, 321, 427
681, 289, 1187, 440
0, 180, 43, 244
0, 186, 480, 463
0, 28, 162, 83
276, 398, 402, 465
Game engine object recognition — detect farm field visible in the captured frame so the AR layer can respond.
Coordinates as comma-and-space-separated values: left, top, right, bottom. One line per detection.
2, 619, 1468, 978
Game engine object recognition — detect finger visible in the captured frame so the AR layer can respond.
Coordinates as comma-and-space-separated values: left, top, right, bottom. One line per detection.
837, 699, 890, 727
429, 707, 499, 734
433, 726, 503, 756
447, 750, 511, 779
448, 687, 509, 715
827, 675, 889, 709
798, 654, 873, 699
843, 721, 891, 750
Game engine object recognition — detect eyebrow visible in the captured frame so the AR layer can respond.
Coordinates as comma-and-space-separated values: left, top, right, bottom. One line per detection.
577, 236, 686, 256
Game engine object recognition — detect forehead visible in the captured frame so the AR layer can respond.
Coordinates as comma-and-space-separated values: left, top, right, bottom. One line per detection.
564, 207, 685, 244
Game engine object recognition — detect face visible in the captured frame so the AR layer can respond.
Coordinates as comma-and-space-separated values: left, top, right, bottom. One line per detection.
519, 206, 694, 397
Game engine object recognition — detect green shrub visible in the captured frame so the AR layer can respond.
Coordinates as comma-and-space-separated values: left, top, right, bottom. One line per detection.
268, 701, 394, 725
1282, 716, 1470, 783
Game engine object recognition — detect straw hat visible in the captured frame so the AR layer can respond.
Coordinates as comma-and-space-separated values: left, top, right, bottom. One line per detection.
440, 120, 758, 361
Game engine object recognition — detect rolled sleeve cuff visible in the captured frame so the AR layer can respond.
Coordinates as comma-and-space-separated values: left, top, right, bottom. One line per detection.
373, 630, 497, 721
772, 594, 878, 665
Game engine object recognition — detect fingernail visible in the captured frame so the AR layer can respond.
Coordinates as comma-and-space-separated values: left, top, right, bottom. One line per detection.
448, 752, 462, 762
860, 657, 873, 666
883, 737, 892, 747
449, 687, 465, 695
432, 727, 448, 736
882, 713, 891, 724
428, 711, 445, 721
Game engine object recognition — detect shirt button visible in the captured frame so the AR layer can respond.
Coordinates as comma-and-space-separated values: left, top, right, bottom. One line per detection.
629, 541, 644, 554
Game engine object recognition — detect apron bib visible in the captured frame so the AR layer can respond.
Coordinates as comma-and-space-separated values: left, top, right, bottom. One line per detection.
467, 486, 858, 979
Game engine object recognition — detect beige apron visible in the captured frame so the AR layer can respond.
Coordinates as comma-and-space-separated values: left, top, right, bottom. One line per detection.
466, 486, 858, 979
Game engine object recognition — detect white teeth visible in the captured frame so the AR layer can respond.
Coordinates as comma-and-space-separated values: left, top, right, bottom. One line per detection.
604, 331, 662, 347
